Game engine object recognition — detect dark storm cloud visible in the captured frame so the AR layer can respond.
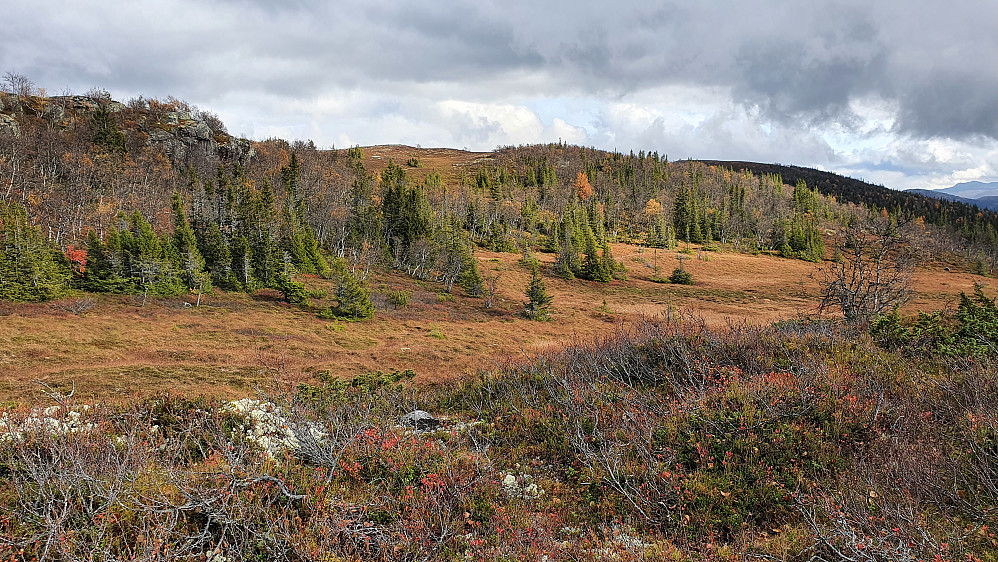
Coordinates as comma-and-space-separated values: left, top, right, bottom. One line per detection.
731, 32, 886, 126
896, 73, 998, 140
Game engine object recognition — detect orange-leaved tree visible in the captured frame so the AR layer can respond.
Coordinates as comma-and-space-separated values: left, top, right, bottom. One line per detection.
574, 172, 593, 201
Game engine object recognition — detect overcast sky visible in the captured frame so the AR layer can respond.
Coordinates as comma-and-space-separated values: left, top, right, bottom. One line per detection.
3, 0, 997, 190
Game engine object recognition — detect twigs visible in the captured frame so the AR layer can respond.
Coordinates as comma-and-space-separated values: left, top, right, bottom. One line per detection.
33, 379, 75, 409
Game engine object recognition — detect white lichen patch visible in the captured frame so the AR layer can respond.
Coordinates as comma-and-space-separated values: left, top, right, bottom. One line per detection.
501, 472, 545, 500
0, 404, 95, 443
222, 399, 325, 459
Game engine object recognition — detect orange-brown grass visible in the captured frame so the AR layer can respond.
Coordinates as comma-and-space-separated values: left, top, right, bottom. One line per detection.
360, 145, 491, 186
0, 244, 989, 405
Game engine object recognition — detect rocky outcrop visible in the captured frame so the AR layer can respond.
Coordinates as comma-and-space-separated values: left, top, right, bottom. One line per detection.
0, 113, 18, 137
0, 92, 254, 165
219, 137, 255, 163
49, 95, 125, 114
145, 110, 254, 166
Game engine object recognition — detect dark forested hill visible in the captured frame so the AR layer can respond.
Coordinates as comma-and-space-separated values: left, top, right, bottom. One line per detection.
698, 160, 998, 248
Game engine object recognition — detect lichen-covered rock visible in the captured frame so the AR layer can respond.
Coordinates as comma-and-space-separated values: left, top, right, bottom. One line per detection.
42, 101, 65, 124
219, 137, 256, 165
180, 121, 213, 142
48, 95, 124, 113
147, 128, 188, 161
222, 398, 327, 459
400, 410, 440, 431
0, 113, 19, 137
145, 111, 253, 166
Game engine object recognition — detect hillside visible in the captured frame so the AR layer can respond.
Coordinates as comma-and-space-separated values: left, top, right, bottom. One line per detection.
2, 239, 986, 403
698, 159, 998, 250
940, 180, 998, 199
2, 92, 998, 561
2, 92, 996, 393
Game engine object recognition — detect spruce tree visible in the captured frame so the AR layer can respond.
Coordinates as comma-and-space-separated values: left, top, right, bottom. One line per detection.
171, 192, 208, 292
673, 184, 694, 242
250, 179, 278, 287
554, 207, 581, 279
599, 243, 618, 282
458, 242, 484, 297
380, 161, 431, 256
326, 257, 374, 319
229, 235, 253, 288
199, 222, 233, 288
581, 233, 603, 281
123, 211, 184, 296
274, 253, 309, 305
347, 162, 381, 249
0, 201, 71, 301
523, 265, 552, 320
91, 103, 125, 155
80, 228, 135, 293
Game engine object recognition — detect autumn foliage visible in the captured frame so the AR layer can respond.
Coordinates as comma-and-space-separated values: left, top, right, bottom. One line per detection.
573, 171, 593, 201
1, 318, 995, 560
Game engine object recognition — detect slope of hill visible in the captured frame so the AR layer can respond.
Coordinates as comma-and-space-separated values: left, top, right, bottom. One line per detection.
698, 160, 998, 247
907, 187, 982, 205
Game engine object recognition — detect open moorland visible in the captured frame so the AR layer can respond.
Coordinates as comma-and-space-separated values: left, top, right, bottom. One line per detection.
0, 240, 988, 404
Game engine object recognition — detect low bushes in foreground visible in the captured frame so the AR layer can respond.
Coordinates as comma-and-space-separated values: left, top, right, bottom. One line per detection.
1, 318, 996, 560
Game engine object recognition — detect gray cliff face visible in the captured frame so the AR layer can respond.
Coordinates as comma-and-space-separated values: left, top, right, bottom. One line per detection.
0, 93, 20, 136
144, 110, 255, 166
50, 95, 126, 114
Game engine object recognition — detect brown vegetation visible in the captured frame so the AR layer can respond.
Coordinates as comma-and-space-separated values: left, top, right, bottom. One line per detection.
1, 241, 987, 405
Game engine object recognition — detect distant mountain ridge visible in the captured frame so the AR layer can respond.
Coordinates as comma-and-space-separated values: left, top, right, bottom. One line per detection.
906, 188, 998, 211
938, 181, 998, 199
905, 181, 998, 211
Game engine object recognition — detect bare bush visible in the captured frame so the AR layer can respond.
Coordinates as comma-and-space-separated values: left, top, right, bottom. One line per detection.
817, 212, 920, 323
85, 86, 113, 102
483, 271, 501, 309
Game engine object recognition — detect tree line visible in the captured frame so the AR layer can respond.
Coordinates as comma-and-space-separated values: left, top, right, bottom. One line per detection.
2, 91, 993, 312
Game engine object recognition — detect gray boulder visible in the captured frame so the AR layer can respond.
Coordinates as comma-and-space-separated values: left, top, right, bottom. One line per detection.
147, 128, 187, 161
400, 410, 440, 431
219, 137, 256, 165
180, 121, 213, 141
0, 114, 19, 137
42, 102, 66, 125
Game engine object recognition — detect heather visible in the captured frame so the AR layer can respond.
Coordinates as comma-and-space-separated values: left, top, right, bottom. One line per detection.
2, 317, 995, 561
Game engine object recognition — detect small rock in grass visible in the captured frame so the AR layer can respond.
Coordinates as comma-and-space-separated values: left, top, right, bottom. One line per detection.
400, 410, 440, 431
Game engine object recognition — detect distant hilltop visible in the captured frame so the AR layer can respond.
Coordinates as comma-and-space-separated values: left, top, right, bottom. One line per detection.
906, 181, 998, 211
